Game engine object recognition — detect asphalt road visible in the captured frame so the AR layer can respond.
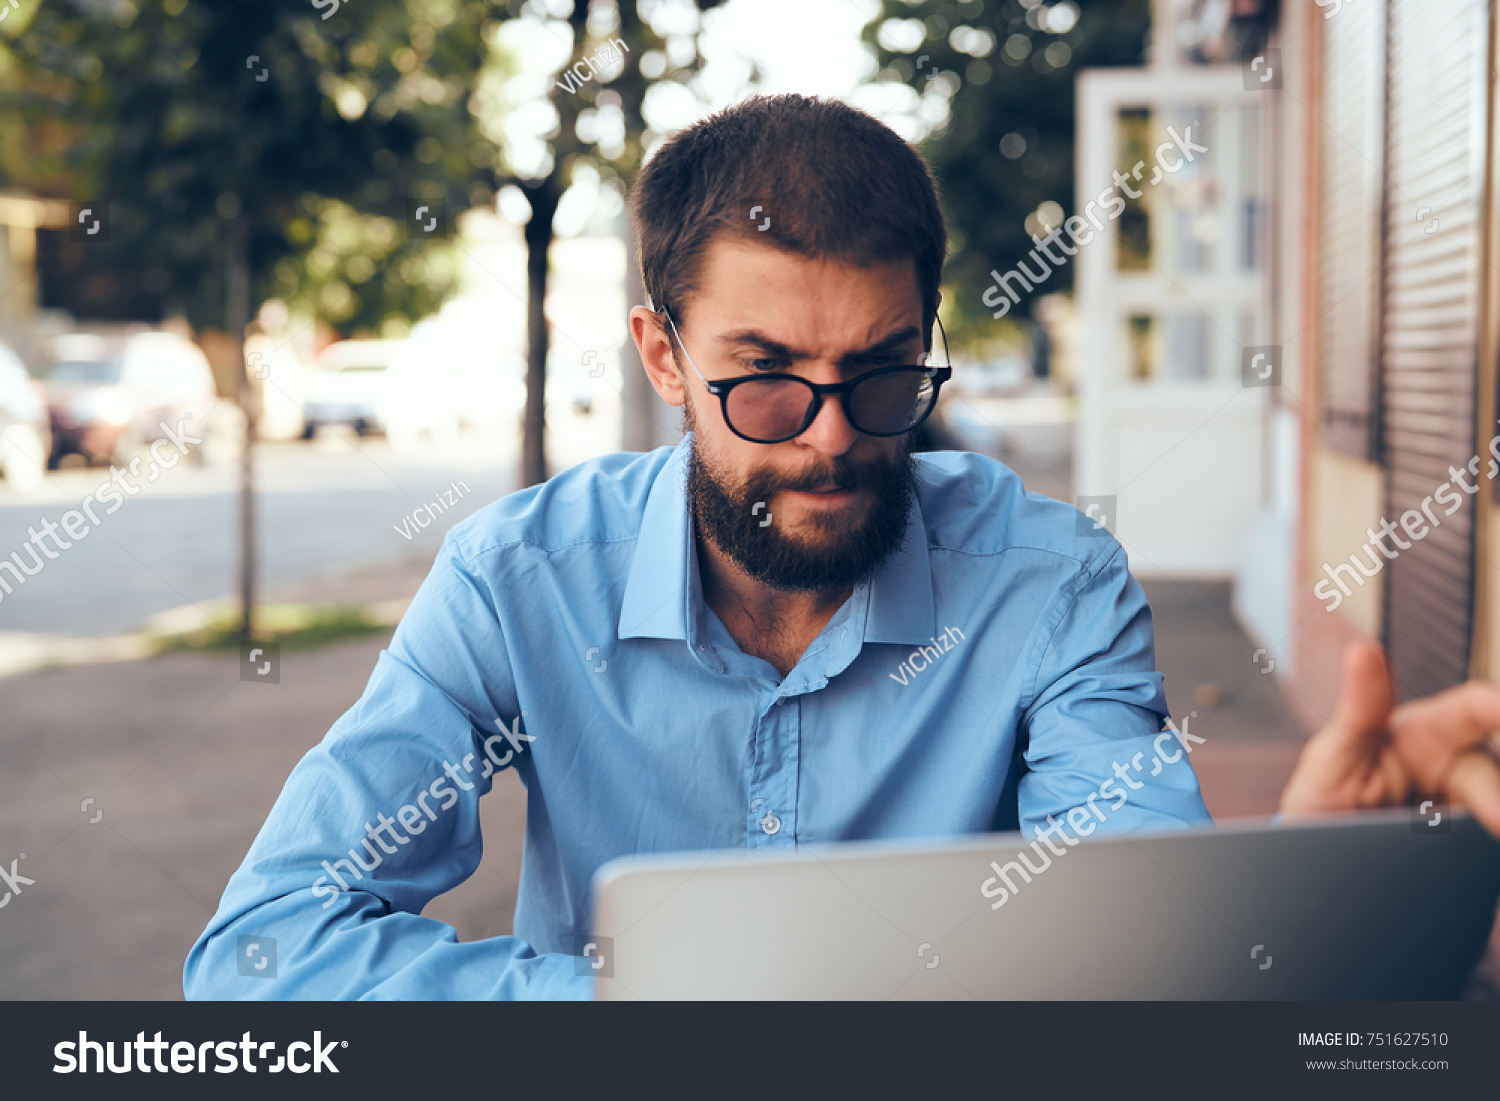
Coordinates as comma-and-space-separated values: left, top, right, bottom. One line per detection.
0, 430, 526, 637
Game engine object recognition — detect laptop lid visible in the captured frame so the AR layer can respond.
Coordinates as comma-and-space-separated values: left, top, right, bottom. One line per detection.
589, 808, 1500, 1000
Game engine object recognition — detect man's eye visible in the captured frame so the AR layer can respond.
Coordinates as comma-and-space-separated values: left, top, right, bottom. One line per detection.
745, 357, 785, 373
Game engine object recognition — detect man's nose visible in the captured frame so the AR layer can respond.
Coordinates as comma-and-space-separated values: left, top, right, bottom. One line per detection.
794, 376, 859, 455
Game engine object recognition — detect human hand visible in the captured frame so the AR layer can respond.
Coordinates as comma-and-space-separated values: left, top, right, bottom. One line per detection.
1279, 638, 1500, 837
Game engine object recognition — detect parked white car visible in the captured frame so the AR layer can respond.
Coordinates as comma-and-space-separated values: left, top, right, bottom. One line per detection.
301, 340, 395, 438
302, 339, 461, 450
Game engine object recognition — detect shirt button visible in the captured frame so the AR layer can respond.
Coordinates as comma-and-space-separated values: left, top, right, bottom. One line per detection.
760, 812, 781, 835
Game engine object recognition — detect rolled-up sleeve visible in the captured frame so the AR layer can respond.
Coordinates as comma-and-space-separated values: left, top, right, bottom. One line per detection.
1015, 545, 1211, 839
183, 534, 592, 1001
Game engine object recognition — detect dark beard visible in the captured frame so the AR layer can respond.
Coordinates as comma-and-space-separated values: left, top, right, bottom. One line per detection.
686, 432, 919, 593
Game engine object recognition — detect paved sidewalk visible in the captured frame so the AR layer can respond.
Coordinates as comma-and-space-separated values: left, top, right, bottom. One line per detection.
1140, 578, 1308, 820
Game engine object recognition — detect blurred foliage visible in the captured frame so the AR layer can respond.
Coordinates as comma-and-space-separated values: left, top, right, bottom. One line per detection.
0, 0, 503, 336
276, 196, 460, 337
867, 0, 1151, 349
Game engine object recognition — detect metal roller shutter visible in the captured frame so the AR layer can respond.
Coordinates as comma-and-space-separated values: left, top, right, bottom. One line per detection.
1378, 0, 1487, 699
1319, 0, 1386, 460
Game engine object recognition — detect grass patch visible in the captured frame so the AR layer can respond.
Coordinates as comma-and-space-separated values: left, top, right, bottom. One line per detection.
155, 603, 392, 653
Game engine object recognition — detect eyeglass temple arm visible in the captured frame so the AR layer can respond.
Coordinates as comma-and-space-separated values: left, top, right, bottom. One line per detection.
932, 312, 951, 367
658, 306, 716, 390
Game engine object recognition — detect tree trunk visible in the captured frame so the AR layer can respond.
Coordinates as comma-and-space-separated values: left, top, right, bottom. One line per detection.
228, 211, 256, 640
517, 0, 593, 489
521, 175, 560, 488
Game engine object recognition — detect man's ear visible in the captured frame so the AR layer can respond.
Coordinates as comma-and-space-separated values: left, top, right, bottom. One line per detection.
630, 305, 686, 407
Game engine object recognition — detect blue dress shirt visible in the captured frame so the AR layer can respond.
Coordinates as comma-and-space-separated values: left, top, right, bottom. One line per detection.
184, 437, 1210, 1001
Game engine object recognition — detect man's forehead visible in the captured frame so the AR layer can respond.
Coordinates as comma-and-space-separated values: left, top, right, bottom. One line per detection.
684, 237, 923, 350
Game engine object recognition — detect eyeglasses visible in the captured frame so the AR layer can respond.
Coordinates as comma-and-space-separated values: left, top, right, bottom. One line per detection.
659, 306, 952, 445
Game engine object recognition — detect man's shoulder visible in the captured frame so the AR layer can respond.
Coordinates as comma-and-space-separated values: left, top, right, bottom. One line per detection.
914, 449, 1120, 572
443, 446, 677, 564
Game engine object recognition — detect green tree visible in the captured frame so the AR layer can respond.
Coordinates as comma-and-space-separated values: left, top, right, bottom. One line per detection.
2, 0, 498, 332
866, 0, 1151, 348
1, 0, 507, 635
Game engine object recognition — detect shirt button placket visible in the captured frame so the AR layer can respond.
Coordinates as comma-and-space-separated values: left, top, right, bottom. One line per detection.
748, 692, 797, 848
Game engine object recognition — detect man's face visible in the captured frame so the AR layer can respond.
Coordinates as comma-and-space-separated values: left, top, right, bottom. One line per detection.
632, 237, 926, 593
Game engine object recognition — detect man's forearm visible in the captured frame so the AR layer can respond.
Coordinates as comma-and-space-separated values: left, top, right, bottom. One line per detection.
184, 888, 589, 1000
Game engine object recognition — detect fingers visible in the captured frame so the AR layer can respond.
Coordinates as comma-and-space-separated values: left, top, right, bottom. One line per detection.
1390, 681, 1500, 837
1278, 641, 1405, 816
1329, 638, 1396, 745
1447, 747, 1500, 838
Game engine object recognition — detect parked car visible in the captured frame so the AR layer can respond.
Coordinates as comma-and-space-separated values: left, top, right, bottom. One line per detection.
301, 340, 395, 438
44, 332, 216, 468
0, 339, 50, 492
303, 338, 462, 449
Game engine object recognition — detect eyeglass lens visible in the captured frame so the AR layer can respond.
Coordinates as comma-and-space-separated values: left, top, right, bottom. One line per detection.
723, 370, 936, 441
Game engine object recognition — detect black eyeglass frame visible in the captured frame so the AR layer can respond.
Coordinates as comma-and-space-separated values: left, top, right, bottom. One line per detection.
657, 304, 954, 445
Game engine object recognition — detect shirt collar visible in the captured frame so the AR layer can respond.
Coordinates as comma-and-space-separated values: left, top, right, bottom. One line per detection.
618, 437, 696, 643
617, 436, 936, 649
863, 485, 936, 647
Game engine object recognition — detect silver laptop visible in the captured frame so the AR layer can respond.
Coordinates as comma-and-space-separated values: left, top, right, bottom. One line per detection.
589, 808, 1500, 999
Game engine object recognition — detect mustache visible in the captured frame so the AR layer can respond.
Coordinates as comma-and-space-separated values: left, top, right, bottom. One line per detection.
750, 453, 895, 496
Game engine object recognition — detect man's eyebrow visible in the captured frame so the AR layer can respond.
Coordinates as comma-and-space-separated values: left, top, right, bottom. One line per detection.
715, 329, 805, 360
839, 326, 924, 365
714, 325, 924, 365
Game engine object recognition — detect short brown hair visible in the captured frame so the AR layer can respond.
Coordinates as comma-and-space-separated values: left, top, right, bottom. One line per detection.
631, 94, 947, 345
